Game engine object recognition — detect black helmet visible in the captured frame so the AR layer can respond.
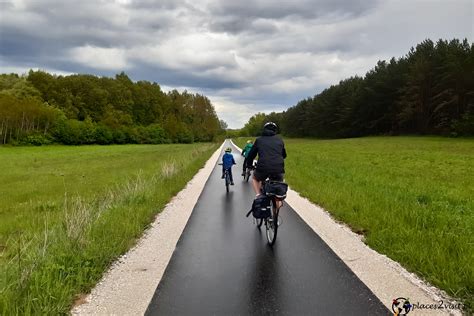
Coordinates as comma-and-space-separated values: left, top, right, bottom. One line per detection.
263, 121, 278, 131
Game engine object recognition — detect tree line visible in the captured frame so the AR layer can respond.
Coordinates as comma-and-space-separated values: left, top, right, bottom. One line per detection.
240, 39, 473, 137
0, 71, 224, 145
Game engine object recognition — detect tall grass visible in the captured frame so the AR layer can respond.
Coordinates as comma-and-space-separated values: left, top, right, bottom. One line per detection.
234, 136, 473, 310
0, 143, 218, 314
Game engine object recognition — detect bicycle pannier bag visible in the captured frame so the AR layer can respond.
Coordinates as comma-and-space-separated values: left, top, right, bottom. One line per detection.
246, 195, 271, 219
265, 181, 288, 199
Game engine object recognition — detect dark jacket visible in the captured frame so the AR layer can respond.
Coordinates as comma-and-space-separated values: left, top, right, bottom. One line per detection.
246, 128, 286, 174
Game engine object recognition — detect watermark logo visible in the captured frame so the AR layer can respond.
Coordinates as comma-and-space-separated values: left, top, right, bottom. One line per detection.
392, 297, 412, 315
392, 297, 464, 315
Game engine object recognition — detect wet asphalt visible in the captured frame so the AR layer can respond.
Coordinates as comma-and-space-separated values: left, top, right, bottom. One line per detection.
146, 141, 389, 315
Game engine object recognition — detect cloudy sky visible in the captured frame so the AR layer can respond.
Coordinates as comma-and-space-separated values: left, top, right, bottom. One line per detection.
0, 0, 472, 128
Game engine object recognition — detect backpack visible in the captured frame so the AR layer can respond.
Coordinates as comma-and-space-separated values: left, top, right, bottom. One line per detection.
246, 195, 271, 219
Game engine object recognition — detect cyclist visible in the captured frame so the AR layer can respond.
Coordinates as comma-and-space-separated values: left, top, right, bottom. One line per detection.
246, 122, 286, 208
241, 140, 253, 176
221, 147, 236, 185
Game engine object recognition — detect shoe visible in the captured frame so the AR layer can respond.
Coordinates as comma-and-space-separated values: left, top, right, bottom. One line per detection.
221, 175, 224, 179
241, 172, 245, 176
231, 182, 234, 185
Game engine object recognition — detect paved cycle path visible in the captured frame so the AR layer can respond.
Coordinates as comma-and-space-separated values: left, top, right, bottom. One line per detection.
146, 141, 389, 315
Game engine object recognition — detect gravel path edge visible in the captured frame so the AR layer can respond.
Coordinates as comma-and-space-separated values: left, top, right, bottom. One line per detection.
72, 142, 224, 316
230, 139, 462, 316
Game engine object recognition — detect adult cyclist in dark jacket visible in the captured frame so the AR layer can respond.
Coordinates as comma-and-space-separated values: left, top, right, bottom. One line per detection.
246, 122, 286, 207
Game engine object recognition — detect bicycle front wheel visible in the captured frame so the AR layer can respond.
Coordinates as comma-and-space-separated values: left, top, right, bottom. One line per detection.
266, 201, 279, 246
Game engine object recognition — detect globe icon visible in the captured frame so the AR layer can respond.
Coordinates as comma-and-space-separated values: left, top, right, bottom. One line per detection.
392, 297, 412, 315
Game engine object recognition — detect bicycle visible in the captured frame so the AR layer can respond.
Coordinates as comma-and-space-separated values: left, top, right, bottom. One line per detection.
248, 179, 288, 246
218, 163, 231, 193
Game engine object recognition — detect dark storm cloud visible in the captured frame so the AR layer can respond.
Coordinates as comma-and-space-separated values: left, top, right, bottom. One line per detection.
130, 61, 243, 90
208, 0, 380, 34
210, 0, 379, 19
0, 24, 118, 58
12, 0, 127, 33
0, 0, 164, 51
0, 0, 472, 128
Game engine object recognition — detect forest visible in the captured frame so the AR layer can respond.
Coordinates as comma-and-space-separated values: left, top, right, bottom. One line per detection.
240, 39, 474, 137
2, 39, 472, 144
0, 71, 224, 145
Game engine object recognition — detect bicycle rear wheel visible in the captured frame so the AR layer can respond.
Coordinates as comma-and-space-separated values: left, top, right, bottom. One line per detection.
225, 172, 230, 193
266, 200, 279, 246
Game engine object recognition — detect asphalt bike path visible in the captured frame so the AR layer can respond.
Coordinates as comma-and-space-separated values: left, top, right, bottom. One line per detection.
146, 141, 389, 315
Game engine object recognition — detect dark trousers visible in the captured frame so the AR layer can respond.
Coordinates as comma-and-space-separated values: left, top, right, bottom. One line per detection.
222, 167, 234, 182
242, 157, 248, 174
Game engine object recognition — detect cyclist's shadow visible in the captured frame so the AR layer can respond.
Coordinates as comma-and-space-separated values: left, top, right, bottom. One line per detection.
222, 190, 234, 209
220, 191, 236, 232
246, 238, 283, 313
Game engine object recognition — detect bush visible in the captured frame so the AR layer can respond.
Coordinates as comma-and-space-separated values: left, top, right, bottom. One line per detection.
20, 134, 52, 146
133, 126, 149, 144
81, 118, 97, 144
53, 119, 97, 145
452, 114, 474, 136
112, 128, 127, 144
177, 129, 194, 143
146, 124, 167, 144
126, 127, 140, 144
51, 120, 174, 145
53, 120, 79, 145
95, 125, 113, 144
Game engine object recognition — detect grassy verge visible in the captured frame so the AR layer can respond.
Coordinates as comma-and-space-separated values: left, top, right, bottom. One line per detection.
234, 136, 473, 309
0, 143, 218, 314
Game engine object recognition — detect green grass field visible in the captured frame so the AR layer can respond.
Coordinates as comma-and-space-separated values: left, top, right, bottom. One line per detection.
234, 136, 473, 309
0, 143, 218, 314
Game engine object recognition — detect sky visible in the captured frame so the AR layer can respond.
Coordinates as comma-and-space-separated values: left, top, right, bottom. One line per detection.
0, 0, 472, 128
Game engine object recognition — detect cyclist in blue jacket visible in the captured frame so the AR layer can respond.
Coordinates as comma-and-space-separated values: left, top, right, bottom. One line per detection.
222, 147, 236, 185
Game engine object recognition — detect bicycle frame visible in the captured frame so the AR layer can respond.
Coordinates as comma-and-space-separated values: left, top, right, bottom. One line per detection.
224, 169, 230, 184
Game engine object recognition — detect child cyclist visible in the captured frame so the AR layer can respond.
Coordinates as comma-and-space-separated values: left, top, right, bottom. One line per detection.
241, 140, 253, 176
221, 147, 236, 185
